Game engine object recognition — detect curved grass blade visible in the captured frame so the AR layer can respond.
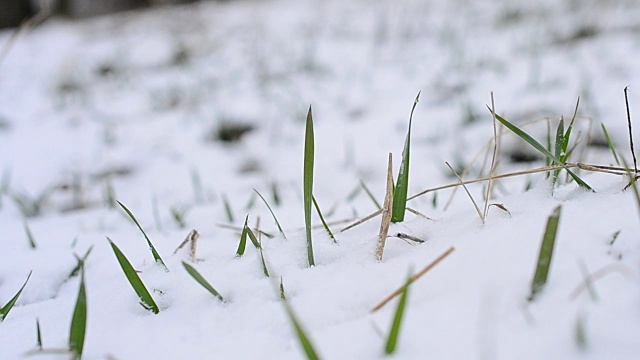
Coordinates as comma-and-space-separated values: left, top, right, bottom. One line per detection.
601, 123, 621, 166
529, 205, 562, 301
312, 195, 337, 244
552, 117, 565, 183
254, 189, 287, 240
182, 262, 225, 303
0, 271, 32, 322
116, 200, 167, 270
303, 106, 315, 267
69, 260, 87, 360
282, 297, 320, 360
360, 179, 382, 210
385, 270, 412, 355
392, 92, 420, 223
489, 109, 593, 191
108, 238, 159, 314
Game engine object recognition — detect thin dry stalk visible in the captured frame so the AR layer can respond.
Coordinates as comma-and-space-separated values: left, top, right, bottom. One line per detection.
376, 153, 394, 261
406, 207, 433, 220
173, 229, 200, 262
624, 86, 638, 173
340, 209, 382, 233
371, 246, 455, 312
445, 162, 484, 222
569, 263, 630, 300
484, 93, 500, 220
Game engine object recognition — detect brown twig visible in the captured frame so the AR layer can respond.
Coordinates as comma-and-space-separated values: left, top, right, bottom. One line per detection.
371, 246, 455, 312
624, 86, 637, 173
446, 162, 484, 222
172, 229, 200, 262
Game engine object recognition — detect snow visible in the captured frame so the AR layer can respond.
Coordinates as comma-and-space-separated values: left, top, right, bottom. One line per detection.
1, 0, 640, 358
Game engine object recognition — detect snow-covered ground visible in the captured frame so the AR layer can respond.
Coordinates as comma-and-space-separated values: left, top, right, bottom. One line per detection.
1, 0, 640, 358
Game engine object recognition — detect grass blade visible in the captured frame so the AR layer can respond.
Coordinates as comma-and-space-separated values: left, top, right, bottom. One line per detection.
254, 189, 287, 240
601, 123, 621, 166
236, 215, 250, 256
392, 92, 420, 223
489, 109, 593, 191
182, 262, 225, 303
303, 106, 315, 267
360, 179, 382, 210
108, 238, 159, 314
552, 117, 565, 182
222, 194, 234, 223
69, 260, 87, 360
376, 153, 394, 261
385, 270, 412, 355
24, 222, 37, 249
116, 200, 167, 269
282, 296, 320, 360
624, 86, 637, 173
36, 318, 43, 350
280, 277, 286, 300
68, 246, 93, 279
312, 195, 337, 244
0, 271, 32, 322
529, 205, 562, 301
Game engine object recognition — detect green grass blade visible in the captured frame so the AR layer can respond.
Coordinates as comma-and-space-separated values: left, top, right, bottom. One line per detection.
552, 118, 565, 182
69, 260, 87, 360
601, 123, 621, 166
182, 262, 225, 303
258, 244, 270, 277
254, 189, 287, 240
360, 179, 382, 210
282, 299, 320, 360
222, 194, 234, 223
489, 109, 593, 191
392, 92, 420, 223
303, 106, 315, 267
246, 226, 261, 249
385, 270, 412, 355
312, 195, 337, 244
0, 271, 32, 322
36, 318, 43, 350
24, 222, 37, 249
108, 238, 159, 314
236, 215, 250, 257
116, 200, 167, 269
271, 181, 281, 206
280, 277, 286, 300
529, 205, 562, 301
68, 246, 93, 279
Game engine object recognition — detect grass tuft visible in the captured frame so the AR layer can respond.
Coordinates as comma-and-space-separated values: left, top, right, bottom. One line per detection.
117, 200, 167, 270
182, 262, 225, 303
529, 205, 562, 301
385, 270, 412, 355
303, 106, 315, 267
0, 271, 32, 322
391, 92, 420, 223
69, 259, 87, 360
108, 238, 160, 314
68, 246, 93, 279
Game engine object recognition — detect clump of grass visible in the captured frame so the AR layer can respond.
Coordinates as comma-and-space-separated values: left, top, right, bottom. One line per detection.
385, 270, 412, 355
24, 222, 36, 249
182, 262, 225, 303
236, 215, 261, 257
312, 196, 337, 244
108, 238, 160, 314
0, 271, 32, 322
117, 201, 167, 270
391, 92, 420, 223
68, 246, 93, 279
529, 205, 562, 301
489, 108, 592, 191
303, 106, 315, 267
69, 259, 87, 360
254, 189, 287, 240
11, 187, 54, 218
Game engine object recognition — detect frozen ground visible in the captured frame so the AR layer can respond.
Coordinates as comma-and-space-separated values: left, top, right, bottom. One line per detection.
1, 0, 640, 358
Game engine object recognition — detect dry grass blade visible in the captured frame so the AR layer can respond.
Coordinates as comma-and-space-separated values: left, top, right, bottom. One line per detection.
484, 92, 500, 221
376, 153, 394, 261
445, 162, 484, 222
569, 263, 629, 300
372, 247, 455, 312
0, 271, 32, 322
172, 229, 200, 263
624, 86, 637, 173
529, 205, 562, 301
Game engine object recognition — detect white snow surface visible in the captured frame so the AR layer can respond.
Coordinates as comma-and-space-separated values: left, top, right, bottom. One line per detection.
1, 0, 640, 359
